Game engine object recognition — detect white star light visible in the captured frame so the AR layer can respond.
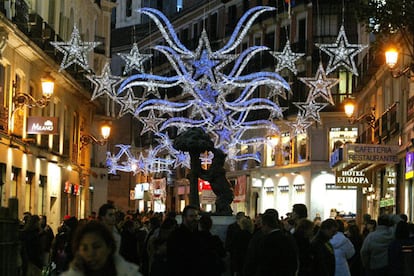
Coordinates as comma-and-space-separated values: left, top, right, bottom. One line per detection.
139, 109, 165, 135
118, 43, 152, 75
270, 40, 305, 75
316, 25, 368, 76
115, 88, 143, 117
294, 101, 328, 123
300, 63, 339, 105
50, 25, 101, 72
86, 62, 123, 101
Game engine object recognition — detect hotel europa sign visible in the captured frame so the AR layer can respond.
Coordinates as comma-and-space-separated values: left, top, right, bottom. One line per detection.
27, 117, 59, 135
335, 170, 371, 187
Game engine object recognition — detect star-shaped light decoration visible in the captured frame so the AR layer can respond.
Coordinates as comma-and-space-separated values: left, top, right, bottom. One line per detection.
270, 40, 305, 75
315, 25, 368, 76
86, 62, 123, 101
287, 115, 313, 136
50, 25, 101, 72
300, 63, 339, 105
139, 109, 165, 135
143, 80, 162, 98
118, 43, 152, 75
294, 101, 329, 123
116, 88, 143, 117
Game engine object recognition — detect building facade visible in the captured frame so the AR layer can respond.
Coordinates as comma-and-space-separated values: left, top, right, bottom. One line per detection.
0, 0, 114, 231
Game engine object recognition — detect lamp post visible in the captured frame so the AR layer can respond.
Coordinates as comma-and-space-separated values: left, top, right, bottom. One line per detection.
343, 98, 376, 129
80, 123, 111, 150
13, 73, 54, 110
385, 47, 414, 78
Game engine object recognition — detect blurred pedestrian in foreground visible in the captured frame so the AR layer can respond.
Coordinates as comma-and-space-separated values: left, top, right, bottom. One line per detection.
310, 218, 337, 276
61, 221, 141, 276
330, 219, 355, 276
255, 212, 298, 276
167, 205, 201, 276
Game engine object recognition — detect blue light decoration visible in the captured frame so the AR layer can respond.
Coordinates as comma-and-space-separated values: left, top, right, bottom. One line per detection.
100, 7, 335, 174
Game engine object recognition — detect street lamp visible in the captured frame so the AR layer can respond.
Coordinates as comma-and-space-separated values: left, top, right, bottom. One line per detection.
13, 73, 55, 110
80, 123, 111, 150
343, 98, 376, 129
385, 47, 414, 78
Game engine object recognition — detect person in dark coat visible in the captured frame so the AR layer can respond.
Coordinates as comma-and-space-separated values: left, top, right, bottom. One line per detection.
198, 215, 226, 276
310, 218, 338, 276
166, 205, 202, 276
293, 219, 314, 276
39, 215, 54, 266
230, 216, 253, 275
148, 217, 177, 276
51, 216, 78, 274
20, 214, 43, 276
255, 212, 298, 276
120, 219, 139, 264
243, 209, 278, 276
225, 211, 245, 275
388, 221, 414, 276
346, 223, 364, 276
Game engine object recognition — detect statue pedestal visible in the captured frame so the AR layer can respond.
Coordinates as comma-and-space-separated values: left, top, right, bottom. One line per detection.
211, 215, 235, 242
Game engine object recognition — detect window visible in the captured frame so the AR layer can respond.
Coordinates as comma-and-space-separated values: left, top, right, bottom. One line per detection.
316, 14, 338, 37
126, 0, 132, 17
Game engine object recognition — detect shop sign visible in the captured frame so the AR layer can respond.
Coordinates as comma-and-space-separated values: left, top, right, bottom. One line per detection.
386, 170, 396, 185
379, 197, 395, 207
406, 152, 414, 179
234, 175, 247, 203
27, 117, 58, 135
134, 183, 149, 200
330, 148, 343, 168
335, 170, 371, 186
344, 144, 399, 164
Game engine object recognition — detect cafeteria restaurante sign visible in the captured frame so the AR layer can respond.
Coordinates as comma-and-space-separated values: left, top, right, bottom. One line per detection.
343, 144, 399, 164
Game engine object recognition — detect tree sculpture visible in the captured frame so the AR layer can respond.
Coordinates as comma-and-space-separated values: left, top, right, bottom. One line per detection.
173, 127, 233, 214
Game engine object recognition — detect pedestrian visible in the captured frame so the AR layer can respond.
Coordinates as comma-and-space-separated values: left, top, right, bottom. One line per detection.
198, 215, 226, 276
360, 214, 395, 276
388, 220, 414, 276
20, 214, 43, 276
310, 218, 337, 276
147, 217, 177, 276
51, 216, 78, 274
345, 223, 364, 276
98, 203, 121, 253
231, 216, 253, 275
141, 216, 161, 276
291, 203, 308, 234
225, 211, 245, 275
39, 215, 55, 266
255, 212, 298, 276
61, 221, 141, 275
293, 219, 314, 276
120, 219, 139, 265
243, 209, 279, 276
166, 205, 201, 276
330, 219, 355, 276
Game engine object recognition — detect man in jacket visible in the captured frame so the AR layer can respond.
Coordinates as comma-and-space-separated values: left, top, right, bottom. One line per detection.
360, 214, 395, 276
255, 212, 298, 276
310, 218, 338, 276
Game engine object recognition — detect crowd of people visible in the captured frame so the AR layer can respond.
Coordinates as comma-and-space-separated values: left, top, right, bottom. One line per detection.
16, 203, 414, 276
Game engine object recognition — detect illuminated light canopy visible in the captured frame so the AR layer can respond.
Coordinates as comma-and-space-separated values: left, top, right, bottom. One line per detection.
98, 7, 336, 175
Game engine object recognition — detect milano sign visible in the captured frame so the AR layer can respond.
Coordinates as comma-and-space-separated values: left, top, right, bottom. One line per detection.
27, 117, 59, 135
